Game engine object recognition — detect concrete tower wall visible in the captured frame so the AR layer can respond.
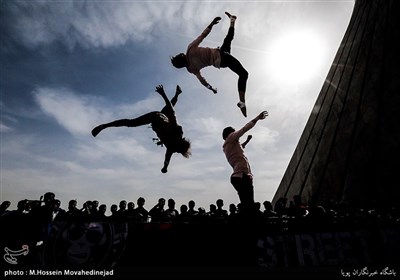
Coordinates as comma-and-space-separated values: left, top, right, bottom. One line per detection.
273, 0, 400, 208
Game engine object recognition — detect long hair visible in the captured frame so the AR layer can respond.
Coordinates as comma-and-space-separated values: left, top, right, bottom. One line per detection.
179, 137, 192, 158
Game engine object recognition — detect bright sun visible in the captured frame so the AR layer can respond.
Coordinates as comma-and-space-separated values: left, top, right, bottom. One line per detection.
267, 29, 326, 85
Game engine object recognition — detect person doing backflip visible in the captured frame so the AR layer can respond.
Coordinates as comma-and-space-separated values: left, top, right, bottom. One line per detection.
91, 85, 191, 173
222, 111, 268, 215
171, 12, 249, 117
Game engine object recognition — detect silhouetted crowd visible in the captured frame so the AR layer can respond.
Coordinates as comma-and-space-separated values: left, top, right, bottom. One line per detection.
1, 192, 400, 272
1, 192, 399, 228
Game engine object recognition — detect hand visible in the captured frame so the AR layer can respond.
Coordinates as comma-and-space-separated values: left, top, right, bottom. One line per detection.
212, 17, 221, 25
258, 111, 269, 120
161, 167, 168, 173
155, 85, 165, 94
247, 135, 253, 140
176, 85, 182, 94
211, 87, 217, 94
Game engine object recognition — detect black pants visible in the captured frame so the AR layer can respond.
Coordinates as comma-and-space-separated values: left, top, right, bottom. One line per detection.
230, 174, 254, 211
219, 27, 248, 93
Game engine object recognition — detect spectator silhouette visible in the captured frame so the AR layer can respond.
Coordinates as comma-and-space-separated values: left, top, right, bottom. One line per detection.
177, 204, 191, 223
194, 207, 208, 223
117, 200, 128, 218
207, 204, 217, 218
126, 201, 135, 220
110, 204, 118, 219
274, 197, 287, 217
215, 199, 228, 219
91, 200, 99, 217
149, 198, 166, 222
0, 200, 11, 216
81, 200, 93, 216
262, 200, 278, 219
30, 192, 56, 265
228, 203, 239, 223
50, 199, 66, 222
31, 192, 55, 241
98, 204, 107, 219
133, 197, 149, 223
187, 200, 198, 217
67, 199, 80, 217
164, 198, 179, 223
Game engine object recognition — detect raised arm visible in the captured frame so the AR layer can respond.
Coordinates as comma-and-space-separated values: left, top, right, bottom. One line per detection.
228, 111, 269, 141
241, 135, 252, 149
190, 17, 221, 46
250, 111, 268, 125
161, 149, 173, 173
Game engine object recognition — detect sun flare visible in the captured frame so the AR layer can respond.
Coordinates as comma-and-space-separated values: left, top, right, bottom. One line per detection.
267, 29, 326, 85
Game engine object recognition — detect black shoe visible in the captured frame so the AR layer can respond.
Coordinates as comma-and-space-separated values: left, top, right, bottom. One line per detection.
91, 125, 104, 137
237, 101, 247, 117
225, 11, 237, 20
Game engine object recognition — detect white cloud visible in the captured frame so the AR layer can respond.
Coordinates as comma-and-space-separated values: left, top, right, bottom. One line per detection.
34, 87, 108, 136
4, 1, 232, 50
0, 123, 13, 132
6, 1, 159, 49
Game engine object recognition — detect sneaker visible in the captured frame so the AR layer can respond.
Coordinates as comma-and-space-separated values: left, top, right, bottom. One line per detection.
237, 101, 247, 117
225, 11, 237, 21
91, 125, 104, 137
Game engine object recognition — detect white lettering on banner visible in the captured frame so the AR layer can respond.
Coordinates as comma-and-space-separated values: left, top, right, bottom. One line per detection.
257, 231, 374, 267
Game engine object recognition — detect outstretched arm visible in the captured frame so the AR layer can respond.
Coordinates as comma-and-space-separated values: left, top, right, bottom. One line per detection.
161, 149, 173, 173
251, 111, 269, 126
228, 111, 269, 142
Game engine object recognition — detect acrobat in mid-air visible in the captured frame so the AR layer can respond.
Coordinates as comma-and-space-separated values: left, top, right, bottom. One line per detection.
91, 85, 191, 173
171, 12, 249, 117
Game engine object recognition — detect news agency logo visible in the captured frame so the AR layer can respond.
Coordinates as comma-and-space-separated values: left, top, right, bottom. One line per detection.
3, 245, 29, 265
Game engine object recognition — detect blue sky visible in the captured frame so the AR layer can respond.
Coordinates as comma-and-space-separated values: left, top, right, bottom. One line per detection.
0, 0, 354, 213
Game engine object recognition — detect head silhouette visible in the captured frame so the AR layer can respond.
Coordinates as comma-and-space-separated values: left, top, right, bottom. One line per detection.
223, 127, 235, 140
171, 53, 187, 68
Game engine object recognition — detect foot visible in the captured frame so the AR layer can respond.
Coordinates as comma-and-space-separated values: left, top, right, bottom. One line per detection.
237, 101, 247, 117
176, 85, 182, 95
225, 11, 237, 21
91, 125, 104, 137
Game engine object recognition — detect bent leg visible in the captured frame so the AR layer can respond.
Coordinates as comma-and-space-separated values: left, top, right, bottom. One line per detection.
168, 85, 182, 108
158, 88, 180, 122
91, 112, 158, 137
220, 53, 248, 101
